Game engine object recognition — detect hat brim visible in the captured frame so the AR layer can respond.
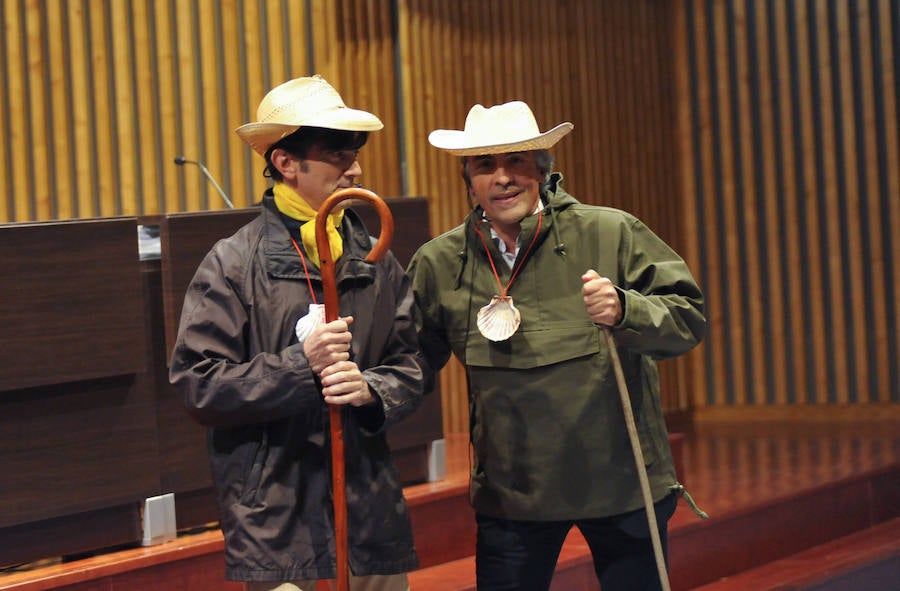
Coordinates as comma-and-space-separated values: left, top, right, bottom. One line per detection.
428, 122, 573, 156
236, 107, 384, 156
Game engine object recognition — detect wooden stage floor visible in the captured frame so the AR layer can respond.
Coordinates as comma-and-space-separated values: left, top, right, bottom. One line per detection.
407, 415, 900, 590
664, 416, 900, 590
673, 418, 900, 516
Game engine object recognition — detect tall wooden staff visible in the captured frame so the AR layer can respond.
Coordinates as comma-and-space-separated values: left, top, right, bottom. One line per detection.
315, 187, 394, 591
602, 327, 671, 591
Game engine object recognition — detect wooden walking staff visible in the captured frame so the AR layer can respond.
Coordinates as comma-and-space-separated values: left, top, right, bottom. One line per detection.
314, 187, 394, 591
602, 327, 672, 591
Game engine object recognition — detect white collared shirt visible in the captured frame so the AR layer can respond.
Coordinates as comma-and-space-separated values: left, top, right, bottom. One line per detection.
487, 199, 544, 269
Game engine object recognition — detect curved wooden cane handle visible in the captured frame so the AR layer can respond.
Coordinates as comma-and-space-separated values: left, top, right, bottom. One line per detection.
315, 187, 395, 322
313, 187, 394, 591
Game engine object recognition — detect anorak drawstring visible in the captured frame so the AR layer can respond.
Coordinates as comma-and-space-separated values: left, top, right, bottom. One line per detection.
548, 205, 567, 256
669, 483, 709, 519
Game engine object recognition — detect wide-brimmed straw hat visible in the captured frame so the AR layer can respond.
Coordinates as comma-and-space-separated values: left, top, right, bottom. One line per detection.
428, 101, 573, 156
235, 75, 383, 156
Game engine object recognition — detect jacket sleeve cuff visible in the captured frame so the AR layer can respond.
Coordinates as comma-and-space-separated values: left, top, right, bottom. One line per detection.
352, 388, 387, 435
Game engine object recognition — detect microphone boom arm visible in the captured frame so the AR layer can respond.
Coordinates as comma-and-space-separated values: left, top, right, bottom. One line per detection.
174, 156, 235, 209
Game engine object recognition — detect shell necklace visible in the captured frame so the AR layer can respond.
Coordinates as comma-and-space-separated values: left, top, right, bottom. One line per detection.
472, 211, 542, 341
290, 237, 325, 343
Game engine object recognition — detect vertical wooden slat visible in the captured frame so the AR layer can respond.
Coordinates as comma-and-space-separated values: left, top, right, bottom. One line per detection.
790, 0, 818, 405
570, 1, 591, 201
131, 0, 157, 214
863, 0, 891, 405
776, 0, 805, 406
0, 0, 12, 221
831, 0, 858, 404
239, 0, 268, 198
756, 2, 790, 404
196, 0, 223, 210
747, 0, 776, 405
876, 0, 900, 403
799, 0, 827, 405
263, 0, 285, 84
712, 0, 746, 406
604, 0, 625, 210
86, 1, 113, 217
24, 0, 48, 219
693, 1, 717, 407
45, 1, 73, 219
756, 1, 788, 405
174, 1, 199, 211
697, 0, 727, 408
380, 0, 400, 196
220, 0, 245, 207
153, 0, 179, 213
817, 1, 848, 405
674, 0, 704, 411
733, 0, 764, 405
846, 0, 875, 404
108, 0, 134, 215
853, 2, 890, 402
397, 0, 415, 192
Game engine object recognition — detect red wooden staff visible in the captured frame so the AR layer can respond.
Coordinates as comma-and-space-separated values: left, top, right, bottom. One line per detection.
315, 187, 394, 591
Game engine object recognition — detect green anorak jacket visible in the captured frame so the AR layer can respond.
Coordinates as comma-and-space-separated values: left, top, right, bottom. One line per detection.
408, 174, 706, 520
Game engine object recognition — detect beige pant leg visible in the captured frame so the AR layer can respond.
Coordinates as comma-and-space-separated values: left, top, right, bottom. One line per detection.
245, 573, 409, 591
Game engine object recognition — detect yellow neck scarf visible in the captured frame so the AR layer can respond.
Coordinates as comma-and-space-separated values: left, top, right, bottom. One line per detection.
272, 182, 344, 268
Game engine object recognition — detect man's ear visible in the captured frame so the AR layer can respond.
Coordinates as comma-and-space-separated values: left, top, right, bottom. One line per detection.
270, 148, 298, 179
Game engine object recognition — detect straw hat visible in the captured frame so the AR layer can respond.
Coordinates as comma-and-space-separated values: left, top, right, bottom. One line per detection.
428, 101, 573, 156
235, 75, 383, 156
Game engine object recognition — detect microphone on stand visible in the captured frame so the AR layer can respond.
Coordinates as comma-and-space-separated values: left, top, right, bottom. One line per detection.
174, 156, 235, 209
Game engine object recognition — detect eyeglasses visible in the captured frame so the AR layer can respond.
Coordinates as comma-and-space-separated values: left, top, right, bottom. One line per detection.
322, 148, 360, 169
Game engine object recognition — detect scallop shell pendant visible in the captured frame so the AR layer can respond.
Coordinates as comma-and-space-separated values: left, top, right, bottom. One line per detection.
294, 303, 325, 343
476, 295, 521, 341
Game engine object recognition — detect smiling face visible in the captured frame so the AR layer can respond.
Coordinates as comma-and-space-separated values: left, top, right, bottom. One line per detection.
464, 151, 544, 240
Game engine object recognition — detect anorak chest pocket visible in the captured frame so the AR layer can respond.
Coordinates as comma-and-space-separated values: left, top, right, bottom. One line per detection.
463, 323, 601, 370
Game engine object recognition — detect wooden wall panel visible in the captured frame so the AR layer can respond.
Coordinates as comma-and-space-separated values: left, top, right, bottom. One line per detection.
312, 0, 402, 198
0, 0, 714, 433
0, 0, 316, 218
676, 0, 900, 409
2, 0, 895, 434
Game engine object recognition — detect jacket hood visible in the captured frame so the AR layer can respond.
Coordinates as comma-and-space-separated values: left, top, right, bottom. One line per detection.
454, 172, 575, 287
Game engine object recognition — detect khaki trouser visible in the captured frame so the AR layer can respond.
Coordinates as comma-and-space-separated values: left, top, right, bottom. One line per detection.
245, 574, 409, 591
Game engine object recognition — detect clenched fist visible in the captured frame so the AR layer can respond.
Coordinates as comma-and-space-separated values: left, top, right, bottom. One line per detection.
581, 269, 622, 327
303, 316, 375, 406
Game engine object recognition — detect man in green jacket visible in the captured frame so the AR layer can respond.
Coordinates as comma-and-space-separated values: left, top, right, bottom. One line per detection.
407, 101, 706, 591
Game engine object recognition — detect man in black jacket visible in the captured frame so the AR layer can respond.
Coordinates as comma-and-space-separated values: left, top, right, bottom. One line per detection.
170, 75, 424, 591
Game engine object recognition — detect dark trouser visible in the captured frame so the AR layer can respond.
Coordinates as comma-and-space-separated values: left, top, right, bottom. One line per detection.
475, 493, 677, 591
